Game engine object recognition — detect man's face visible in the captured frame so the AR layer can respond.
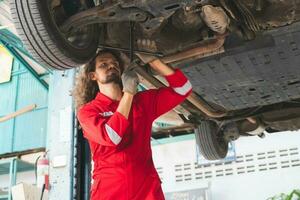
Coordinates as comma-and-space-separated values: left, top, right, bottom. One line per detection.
90, 53, 122, 84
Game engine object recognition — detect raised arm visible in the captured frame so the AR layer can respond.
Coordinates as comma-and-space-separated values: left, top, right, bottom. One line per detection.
138, 59, 192, 120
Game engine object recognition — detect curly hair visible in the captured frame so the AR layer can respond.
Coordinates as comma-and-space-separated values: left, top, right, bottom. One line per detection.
72, 49, 125, 111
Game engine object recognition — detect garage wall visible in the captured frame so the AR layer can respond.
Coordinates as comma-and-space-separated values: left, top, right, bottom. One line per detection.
0, 56, 48, 155
152, 131, 300, 200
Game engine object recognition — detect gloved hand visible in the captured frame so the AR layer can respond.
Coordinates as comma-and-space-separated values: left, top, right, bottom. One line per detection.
121, 65, 139, 95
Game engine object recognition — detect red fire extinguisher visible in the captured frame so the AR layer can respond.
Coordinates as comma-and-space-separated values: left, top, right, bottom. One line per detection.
36, 152, 49, 190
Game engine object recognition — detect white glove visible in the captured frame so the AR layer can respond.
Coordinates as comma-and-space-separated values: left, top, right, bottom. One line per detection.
121, 66, 139, 95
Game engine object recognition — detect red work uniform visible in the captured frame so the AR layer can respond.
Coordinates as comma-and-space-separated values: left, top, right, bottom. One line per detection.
77, 69, 192, 200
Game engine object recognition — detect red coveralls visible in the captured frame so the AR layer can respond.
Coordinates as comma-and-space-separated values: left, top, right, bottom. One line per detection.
77, 69, 192, 200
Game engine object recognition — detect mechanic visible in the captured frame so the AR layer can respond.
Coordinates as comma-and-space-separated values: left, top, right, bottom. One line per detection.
73, 49, 192, 200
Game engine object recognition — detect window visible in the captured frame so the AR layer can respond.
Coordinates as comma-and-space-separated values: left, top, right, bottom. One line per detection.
0, 44, 13, 84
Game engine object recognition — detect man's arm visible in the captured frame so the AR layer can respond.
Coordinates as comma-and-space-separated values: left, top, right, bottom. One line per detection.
138, 58, 192, 120
118, 65, 139, 118
117, 92, 134, 119
77, 93, 134, 147
77, 104, 130, 147
149, 59, 174, 76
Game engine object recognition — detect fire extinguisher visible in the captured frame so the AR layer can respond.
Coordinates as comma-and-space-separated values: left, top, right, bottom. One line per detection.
36, 152, 49, 190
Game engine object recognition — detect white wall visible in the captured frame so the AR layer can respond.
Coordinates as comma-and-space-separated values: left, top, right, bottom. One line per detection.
152, 131, 300, 200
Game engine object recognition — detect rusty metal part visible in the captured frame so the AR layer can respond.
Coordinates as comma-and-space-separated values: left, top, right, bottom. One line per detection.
186, 93, 227, 118
223, 0, 300, 31
220, 0, 259, 32
171, 8, 204, 31
161, 35, 226, 64
220, 0, 236, 20
152, 123, 195, 136
201, 5, 230, 34
254, 0, 300, 29
219, 0, 259, 40
234, 0, 260, 32
98, 44, 164, 57
60, 2, 148, 32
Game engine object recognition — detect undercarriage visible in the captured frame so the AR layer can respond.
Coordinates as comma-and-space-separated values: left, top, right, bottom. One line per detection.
9, 0, 300, 159
58, 0, 300, 54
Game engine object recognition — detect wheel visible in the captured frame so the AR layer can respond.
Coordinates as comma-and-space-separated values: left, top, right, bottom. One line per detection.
10, 0, 100, 70
195, 120, 229, 160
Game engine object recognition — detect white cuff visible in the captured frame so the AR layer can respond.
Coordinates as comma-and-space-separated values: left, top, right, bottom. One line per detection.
105, 124, 122, 145
173, 80, 192, 96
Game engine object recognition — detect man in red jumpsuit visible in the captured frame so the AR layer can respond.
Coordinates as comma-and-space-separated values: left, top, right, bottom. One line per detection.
77, 50, 192, 200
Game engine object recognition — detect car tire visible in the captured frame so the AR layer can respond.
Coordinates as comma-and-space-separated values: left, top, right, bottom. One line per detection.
195, 120, 229, 160
10, 0, 100, 70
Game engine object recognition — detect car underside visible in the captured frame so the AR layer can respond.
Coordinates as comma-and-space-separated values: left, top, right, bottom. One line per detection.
10, 0, 300, 160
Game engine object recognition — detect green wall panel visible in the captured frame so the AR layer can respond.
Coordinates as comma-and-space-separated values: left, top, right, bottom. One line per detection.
0, 120, 14, 153
0, 58, 48, 155
0, 68, 17, 153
